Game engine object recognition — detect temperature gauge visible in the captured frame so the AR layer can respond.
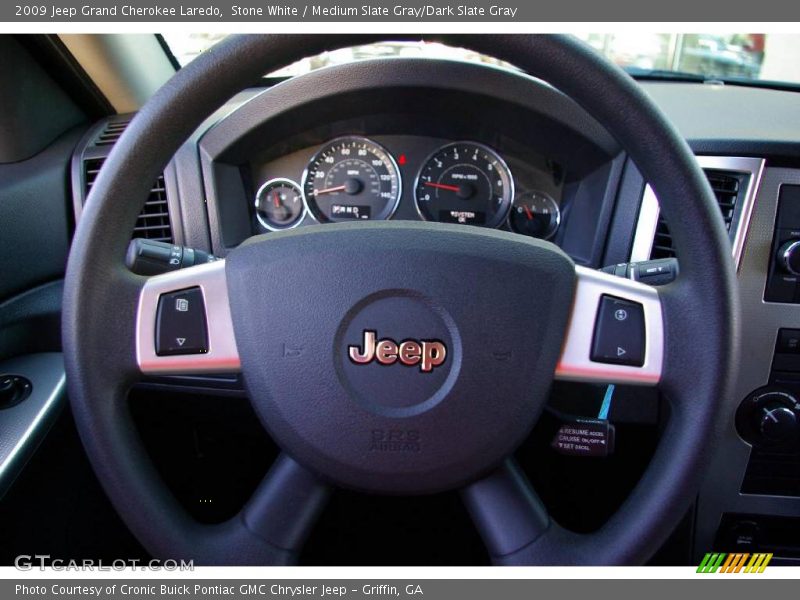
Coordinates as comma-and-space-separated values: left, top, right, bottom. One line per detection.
255, 178, 305, 231
509, 191, 560, 239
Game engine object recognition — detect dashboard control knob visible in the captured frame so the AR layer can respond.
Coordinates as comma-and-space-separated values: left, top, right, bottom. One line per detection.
737, 388, 800, 448
0, 374, 32, 409
778, 240, 800, 275
757, 403, 798, 443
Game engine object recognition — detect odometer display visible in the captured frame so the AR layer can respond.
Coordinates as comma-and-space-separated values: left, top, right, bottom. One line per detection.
302, 136, 401, 223
414, 142, 514, 228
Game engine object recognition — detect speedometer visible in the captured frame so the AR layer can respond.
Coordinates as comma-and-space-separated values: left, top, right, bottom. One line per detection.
414, 142, 514, 228
302, 136, 401, 223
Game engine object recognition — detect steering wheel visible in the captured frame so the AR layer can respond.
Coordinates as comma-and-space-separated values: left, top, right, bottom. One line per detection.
62, 35, 739, 565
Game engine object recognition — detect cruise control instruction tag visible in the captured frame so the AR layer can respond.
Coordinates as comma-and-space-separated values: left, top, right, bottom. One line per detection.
551, 417, 615, 457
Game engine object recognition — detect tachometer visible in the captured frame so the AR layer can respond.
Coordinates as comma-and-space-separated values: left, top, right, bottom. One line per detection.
414, 142, 514, 228
302, 136, 401, 223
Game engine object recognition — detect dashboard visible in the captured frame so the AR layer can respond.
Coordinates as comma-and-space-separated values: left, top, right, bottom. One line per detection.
249, 134, 564, 238
70, 57, 800, 564
187, 59, 621, 268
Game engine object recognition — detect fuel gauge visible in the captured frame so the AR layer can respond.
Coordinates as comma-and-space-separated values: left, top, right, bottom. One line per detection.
509, 191, 560, 239
255, 178, 305, 231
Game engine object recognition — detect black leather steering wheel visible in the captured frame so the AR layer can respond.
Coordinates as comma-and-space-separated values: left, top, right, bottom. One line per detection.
62, 35, 739, 565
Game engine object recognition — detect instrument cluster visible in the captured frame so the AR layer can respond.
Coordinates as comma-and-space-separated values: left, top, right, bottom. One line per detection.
251, 135, 564, 240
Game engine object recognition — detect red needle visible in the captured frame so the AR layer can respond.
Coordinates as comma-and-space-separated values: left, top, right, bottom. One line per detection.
523, 205, 533, 220
424, 182, 461, 193
314, 185, 347, 195
273, 191, 280, 208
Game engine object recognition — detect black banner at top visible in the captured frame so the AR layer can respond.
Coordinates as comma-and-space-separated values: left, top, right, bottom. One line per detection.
5, 0, 800, 22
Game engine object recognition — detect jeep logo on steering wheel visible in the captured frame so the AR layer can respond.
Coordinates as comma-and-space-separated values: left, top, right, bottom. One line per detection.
348, 330, 447, 373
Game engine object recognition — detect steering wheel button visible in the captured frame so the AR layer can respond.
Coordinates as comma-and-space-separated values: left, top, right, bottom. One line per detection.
155, 287, 208, 356
590, 295, 645, 367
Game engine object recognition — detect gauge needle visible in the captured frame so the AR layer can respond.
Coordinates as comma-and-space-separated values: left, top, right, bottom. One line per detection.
273, 191, 281, 208
424, 182, 461, 193
314, 185, 347, 196
523, 205, 533, 220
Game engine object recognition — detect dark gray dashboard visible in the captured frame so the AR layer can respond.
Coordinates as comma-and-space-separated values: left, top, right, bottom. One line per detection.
641, 82, 800, 155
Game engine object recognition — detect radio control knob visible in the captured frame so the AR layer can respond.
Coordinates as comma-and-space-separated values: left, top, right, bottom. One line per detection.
738, 389, 800, 447
778, 240, 800, 275
753, 393, 799, 445
758, 404, 797, 443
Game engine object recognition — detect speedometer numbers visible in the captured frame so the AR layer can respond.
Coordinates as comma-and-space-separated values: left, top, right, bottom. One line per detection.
302, 136, 401, 223
414, 142, 514, 228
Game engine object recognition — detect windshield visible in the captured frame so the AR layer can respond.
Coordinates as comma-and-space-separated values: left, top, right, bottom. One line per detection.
161, 34, 800, 86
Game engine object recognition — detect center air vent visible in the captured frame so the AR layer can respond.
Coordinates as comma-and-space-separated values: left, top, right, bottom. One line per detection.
83, 157, 173, 243
650, 169, 747, 260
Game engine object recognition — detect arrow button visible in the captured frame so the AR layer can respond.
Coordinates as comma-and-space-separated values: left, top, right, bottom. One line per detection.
155, 287, 208, 356
590, 295, 645, 367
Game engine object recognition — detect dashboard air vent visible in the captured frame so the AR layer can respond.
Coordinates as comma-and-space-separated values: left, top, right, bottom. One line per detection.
649, 169, 746, 260
93, 118, 131, 147
84, 158, 173, 243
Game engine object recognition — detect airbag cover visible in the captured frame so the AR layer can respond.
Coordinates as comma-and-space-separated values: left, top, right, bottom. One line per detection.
226, 221, 575, 494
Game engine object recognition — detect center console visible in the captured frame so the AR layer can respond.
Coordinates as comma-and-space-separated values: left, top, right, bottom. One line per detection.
685, 166, 800, 565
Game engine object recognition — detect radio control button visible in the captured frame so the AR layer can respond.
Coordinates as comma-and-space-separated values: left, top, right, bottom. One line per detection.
590, 295, 645, 367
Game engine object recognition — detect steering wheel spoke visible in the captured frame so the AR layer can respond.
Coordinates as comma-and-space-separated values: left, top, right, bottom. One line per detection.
242, 454, 331, 553
461, 459, 552, 561
136, 259, 241, 375
555, 266, 663, 386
